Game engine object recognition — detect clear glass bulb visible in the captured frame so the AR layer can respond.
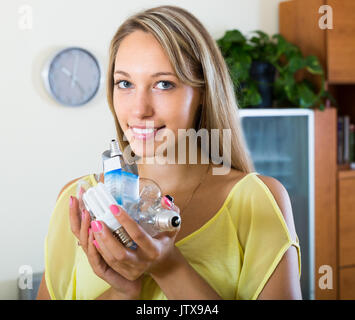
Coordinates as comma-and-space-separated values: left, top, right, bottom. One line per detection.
133, 178, 181, 237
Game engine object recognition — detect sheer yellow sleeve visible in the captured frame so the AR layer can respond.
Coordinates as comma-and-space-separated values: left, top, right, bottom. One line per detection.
44, 177, 81, 299
228, 174, 301, 300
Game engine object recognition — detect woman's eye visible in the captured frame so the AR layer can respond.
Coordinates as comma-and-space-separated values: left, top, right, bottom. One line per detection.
156, 81, 174, 90
114, 80, 174, 90
115, 80, 132, 89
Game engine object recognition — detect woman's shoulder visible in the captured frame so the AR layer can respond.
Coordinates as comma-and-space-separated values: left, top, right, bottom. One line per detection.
224, 169, 297, 241
221, 168, 287, 200
211, 167, 256, 196
253, 174, 297, 241
220, 169, 290, 212
203, 167, 253, 213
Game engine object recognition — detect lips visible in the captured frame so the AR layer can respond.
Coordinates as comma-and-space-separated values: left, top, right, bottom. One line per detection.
129, 125, 165, 140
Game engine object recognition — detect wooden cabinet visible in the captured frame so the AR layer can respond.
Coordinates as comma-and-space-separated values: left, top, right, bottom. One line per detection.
340, 267, 355, 300
280, 0, 355, 300
279, 0, 355, 84
338, 171, 355, 299
327, 0, 355, 83
314, 107, 338, 300
338, 171, 355, 267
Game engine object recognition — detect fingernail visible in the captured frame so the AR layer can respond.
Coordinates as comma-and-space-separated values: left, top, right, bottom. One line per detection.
79, 187, 85, 197
110, 204, 120, 216
69, 196, 73, 208
165, 195, 174, 203
91, 220, 102, 233
93, 240, 100, 249
164, 196, 173, 208
81, 211, 85, 220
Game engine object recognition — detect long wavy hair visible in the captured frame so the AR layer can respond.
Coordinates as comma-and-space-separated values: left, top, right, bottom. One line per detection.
106, 5, 254, 173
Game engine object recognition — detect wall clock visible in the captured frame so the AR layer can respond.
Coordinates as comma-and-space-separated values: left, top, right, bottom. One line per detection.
42, 47, 101, 107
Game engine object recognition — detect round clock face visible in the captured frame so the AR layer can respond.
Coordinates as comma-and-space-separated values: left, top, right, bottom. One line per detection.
44, 47, 101, 106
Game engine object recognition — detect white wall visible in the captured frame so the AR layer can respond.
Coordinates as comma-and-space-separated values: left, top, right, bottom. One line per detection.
0, 0, 286, 299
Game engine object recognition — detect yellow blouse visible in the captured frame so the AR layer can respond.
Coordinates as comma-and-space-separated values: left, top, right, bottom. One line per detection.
44, 172, 301, 300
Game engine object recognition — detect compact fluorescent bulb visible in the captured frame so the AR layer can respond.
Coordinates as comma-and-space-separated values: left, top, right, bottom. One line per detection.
83, 182, 137, 249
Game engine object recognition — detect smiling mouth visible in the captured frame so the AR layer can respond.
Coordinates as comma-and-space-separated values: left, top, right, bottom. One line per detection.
129, 125, 166, 140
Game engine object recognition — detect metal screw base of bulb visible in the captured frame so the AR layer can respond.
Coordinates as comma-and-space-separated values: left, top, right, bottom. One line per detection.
112, 226, 136, 249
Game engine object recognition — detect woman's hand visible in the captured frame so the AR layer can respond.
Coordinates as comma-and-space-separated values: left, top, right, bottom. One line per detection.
69, 194, 142, 299
89, 196, 181, 281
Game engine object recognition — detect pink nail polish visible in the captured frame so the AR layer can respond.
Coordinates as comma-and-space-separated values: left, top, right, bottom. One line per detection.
79, 187, 85, 197
91, 220, 102, 232
93, 240, 100, 249
164, 196, 173, 208
81, 211, 85, 220
110, 204, 120, 216
69, 196, 73, 208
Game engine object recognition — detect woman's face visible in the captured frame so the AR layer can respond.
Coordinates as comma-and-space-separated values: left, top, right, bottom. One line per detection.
113, 30, 202, 159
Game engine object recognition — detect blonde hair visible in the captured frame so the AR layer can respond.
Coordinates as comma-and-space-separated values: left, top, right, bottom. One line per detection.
106, 5, 254, 173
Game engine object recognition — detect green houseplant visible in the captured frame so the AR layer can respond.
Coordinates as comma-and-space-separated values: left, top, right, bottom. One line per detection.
217, 29, 335, 109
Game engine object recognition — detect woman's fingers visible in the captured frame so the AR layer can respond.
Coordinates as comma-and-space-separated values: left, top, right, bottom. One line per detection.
69, 195, 92, 252
110, 205, 158, 255
87, 227, 114, 280
69, 196, 81, 239
77, 187, 86, 214
88, 228, 142, 294
161, 195, 173, 210
79, 208, 91, 252
91, 220, 139, 265
90, 220, 117, 262
87, 228, 103, 272
91, 220, 142, 279
160, 196, 181, 235
161, 195, 180, 214
71, 192, 180, 283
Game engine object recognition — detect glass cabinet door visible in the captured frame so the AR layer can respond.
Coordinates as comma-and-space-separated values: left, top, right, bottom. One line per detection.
240, 110, 314, 300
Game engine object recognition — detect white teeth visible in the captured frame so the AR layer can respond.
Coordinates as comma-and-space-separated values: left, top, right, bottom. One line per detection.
131, 127, 156, 134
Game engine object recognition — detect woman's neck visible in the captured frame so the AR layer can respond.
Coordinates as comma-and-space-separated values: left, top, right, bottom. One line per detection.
137, 161, 210, 197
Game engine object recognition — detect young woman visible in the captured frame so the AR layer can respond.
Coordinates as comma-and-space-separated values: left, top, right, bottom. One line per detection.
37, 5, 302, 300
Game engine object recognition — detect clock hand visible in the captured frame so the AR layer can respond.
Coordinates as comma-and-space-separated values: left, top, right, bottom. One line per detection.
71, 54, 79, 88
62, 64, 82, 94
71, 75, 77, 89
61, 67, 72, 78
73, 78, 85, 95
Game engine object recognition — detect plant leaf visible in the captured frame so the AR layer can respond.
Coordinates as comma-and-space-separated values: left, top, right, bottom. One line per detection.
287, 55, 306, 73
252, 30, 269, 42
297, 82, 317, 108
222, 30, 246, 44
239, 82, 262, 107
305, 55, 323, 75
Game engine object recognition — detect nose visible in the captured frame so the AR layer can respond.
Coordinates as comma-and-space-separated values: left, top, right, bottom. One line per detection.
131, 88, 154, 119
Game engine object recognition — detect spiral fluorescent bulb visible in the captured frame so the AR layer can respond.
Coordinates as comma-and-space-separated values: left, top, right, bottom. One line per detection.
82, 182, 137, 250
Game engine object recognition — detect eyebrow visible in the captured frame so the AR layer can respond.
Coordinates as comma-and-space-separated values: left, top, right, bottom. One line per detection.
114, 70, 177, 78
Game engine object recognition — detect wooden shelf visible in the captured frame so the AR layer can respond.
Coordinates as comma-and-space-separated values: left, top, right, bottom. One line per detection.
338, 169, 355, 179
